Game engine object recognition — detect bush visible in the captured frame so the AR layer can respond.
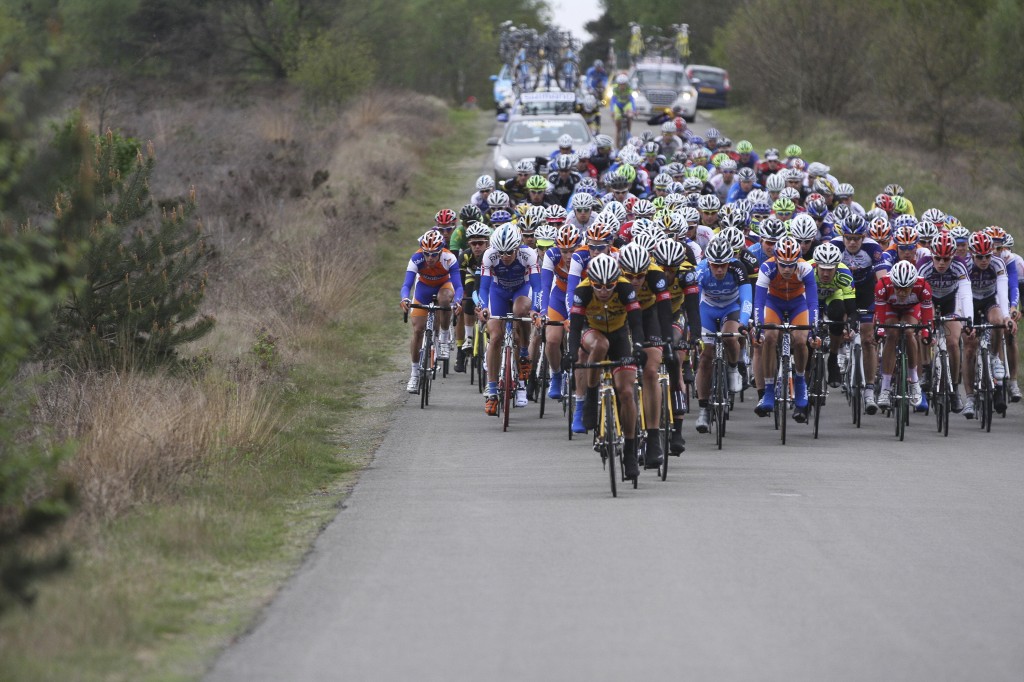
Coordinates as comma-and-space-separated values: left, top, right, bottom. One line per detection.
288, 32, 377, 107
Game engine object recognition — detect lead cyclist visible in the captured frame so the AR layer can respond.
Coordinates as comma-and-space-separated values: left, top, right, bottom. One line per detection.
609, 74, 635, 147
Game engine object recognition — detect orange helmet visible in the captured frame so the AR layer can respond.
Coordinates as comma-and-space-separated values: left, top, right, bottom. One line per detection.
773, 236, 801, 263
419, 229, 445, 252
556, 224, 582, 250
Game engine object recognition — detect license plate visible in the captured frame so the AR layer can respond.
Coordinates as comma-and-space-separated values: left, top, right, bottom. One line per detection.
699, 87, 716, 94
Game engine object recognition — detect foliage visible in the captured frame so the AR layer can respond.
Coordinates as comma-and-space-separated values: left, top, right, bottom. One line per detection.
288, 31, 377, 107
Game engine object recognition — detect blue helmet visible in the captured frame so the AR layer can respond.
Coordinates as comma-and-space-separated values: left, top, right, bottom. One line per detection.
840, 214, 867, 236
490, 209, 513, 225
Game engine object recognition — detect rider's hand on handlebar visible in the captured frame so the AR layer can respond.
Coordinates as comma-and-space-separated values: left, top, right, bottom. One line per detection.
1007, 318, 1018, 335
400, 298, 411, 313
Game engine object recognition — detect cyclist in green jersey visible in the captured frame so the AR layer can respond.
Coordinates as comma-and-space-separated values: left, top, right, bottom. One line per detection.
811, 242, 857, 386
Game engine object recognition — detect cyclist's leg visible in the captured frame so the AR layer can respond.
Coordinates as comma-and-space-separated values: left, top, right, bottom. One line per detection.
545, 305, 567, 398
485, 288, 513, 386
855, 283, 878, 401
640, 309, 662, 430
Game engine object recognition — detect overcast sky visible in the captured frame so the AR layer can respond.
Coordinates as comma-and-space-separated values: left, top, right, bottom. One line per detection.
548, 0, 604, 42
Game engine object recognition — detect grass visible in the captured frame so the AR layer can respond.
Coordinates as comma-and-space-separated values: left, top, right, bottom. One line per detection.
0, 97, 485, 681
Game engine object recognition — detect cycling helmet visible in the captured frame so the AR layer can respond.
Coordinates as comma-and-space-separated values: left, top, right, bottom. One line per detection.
779, 187, 801, 203
736, 167, 756, 182
718, 213, 746, 232
460, 204, 483, 223
840, 214, 867, 236
747, 191, 769, 206
774, 236, 802, 263
554, 154, 575, 172
750, 199, 772, 217
835, 182, 855, 199
893, 224, 918, 246
889, 260, 919, 288
944, 215, 963, 231
594, 134, 614, 150
969, 231, 993, 255
661, 121, 676, 133
687, 165, 710, 183
633, 198, 656, 218
630, 217, 656, 238
697, 194, 721, 213
572, 193, 595, 211
681, 177, 704, 193
883, 183, 905, 197
869, 216, 891, 242
813, 242, 843, 267
489, 209, 512, 225
465, 221, 492, 240
785, 167, 804, 182
586, 253, 621, 285
488, 190, 510, 209
874, 193, 894, 213
785, 144, 802, 158
641, 141, 658, 158
518, 213, 542, 234
607, 171, 630, 191
546, 204, 568, 226
419, 229, 445, 251
594, 59, 604, 68
711, 152, 729, 168
615, 73, 629, 86
890, 195, 910, 215
534, 224, 558, 246
949, 225, 970, 243
759, 217, 787, 242
705, 127, 721, 140
807, 162, 830, 178
617, 164, 638, 185
525, 204, 548, 223
931, 232, 956, 259
720, 159, 738, 172
680, 206, 700, 225
1004, 234, 1014, 248
704, 237, 734, 264
653, 172, 673, 190
601, 201, 626, 224
916, 221, 939, 244
717, 137, 732, 149
765, 173, 786, 193
475, 175, 495, 192
526, 174, 548, 191
805, 197, 829, 218
659, 211, 686, 236
491, 222, 522, 251
653, 238, 687, 267
984, 225, 1008, 244
577, 176, 599, 192
831, 204, 853, 223
688, 135, 705, 149
628, 233, 659, 259
812, 178, 835, 196
736, 140, 754, 154
434, 208, 457, 228
582, 94, 598, 112
893, 214, 918, 231
514, 159, 536, 175
586, 220, 615, 244
719, 226, 746, 253
772, 197, 797, 216
790, 213, 818, 241
556, 224, 582, 250
557, 134, 574, 149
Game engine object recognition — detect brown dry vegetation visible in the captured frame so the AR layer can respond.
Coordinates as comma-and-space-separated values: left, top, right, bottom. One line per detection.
31, 86, 449, 521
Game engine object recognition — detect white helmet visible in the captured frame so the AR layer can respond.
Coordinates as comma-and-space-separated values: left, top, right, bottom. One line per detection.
475, 174, 495, 191
514, 159, 535, 174
889, 260, 919, 288
765, 173, 786, 192
572, 193, 595, 210
661, 121, 676, 133
491, 223, 522, 252
654, 238, 687, 267
718, 226, 745, 252
557, 133, 574, 149
619, 241, 653, 274
587, 253, 621, 285
812, 242, 842, 267
790, 213, 819, 241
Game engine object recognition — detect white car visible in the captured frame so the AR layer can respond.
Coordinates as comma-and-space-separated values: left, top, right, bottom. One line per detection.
626, 59, 698, 122
487, 108, 593, 181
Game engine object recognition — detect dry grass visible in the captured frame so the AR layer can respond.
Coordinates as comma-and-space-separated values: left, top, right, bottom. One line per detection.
32, 368, 280, 521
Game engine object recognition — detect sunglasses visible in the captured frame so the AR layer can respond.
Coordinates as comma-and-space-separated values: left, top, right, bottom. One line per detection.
700, 210, 718, 216
498, 249, 518, 257
592, 281, 616, 291
575, 207, 592, 212
529, 189, 546, 194
422, 250, 442, 257
468, 240, 489, 247
897, 244, 917, 251
588, 243, 609, 251
973, 254, 992, 260
777, 262, 797, 270
437, 226, 454, 233
843, 235, 864, 240
933, 256, 951, 263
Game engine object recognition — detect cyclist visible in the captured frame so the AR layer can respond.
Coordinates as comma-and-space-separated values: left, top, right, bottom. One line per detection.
541, 224, 582, 401
609, 74, 636, 145
711, 159, 738, 203
400, 230, 464, 393
454, 222, 492, 373
564, 253, 647, 479
790, 213, 821, 258
693, 237, 753, 432
500, 160, 535, 205
726, 167, 761, 203
590, 135, 616, 175
578, 94, 601, 134
658, 121, 685, 158
524, 174, 553, 208
735, 140, 759, 170
477, 223, 542, 415
470, 176, 495, 213
546, 155, 582, 208
755, 148, 785, 186
549, 133, 576, 162
584, 59, 608, 98
872, 259, 933, 411
995, 232, 1023, 401
753, 236, 819, 421
433, 208, 458, 250
831, 214, 888, 413
452, 204, 483, 254
916, 232, 971, 410
810, 242, 857, 386
619, 241, 676, 467
783, 144, 805, 169
962, 232, 1018, 418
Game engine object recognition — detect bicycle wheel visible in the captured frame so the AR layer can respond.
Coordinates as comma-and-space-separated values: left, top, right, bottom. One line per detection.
981, 353, 993, 432
659, 379, 670, 481
812, 353, 824, 439
933, 358, 947, 436
717, 359, 728, 440
852, 346, 863, 428
420, 365, 429, 409
501, 346, 513, 432
779, 360, 789, 445
538, 355, 549, 418
604, 394, 619, 497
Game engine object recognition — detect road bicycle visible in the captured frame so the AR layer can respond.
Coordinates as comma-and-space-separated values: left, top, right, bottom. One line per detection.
759, 320, 815, 445
971, 322, 1006, 432
492, 313, 534, 431
806, 319, 832, 439
469, 319, 487, 394
840, 309, 870, 428
929, 315, 969, 437
403, 301, 451, 409
575, 357, 637, 497
704, 327, 746, 450
876, 321, 929, 441
530, 319, 565, 419
638, 340, 676, 481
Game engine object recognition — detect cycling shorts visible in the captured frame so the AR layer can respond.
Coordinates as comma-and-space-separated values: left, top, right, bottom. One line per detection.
763, 293, 809, 326
488, 282, 532, 317
933, 292, 957, 317
699, 301, 742, 340
412, 281, 453, 318
854, 280, 876, 323
973, 295, 998, 325
582, 326, 636, 375
546, 290, 569, 322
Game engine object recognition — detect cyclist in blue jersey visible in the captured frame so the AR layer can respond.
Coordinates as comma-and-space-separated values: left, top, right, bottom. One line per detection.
477, 223, 542, 416
584, 59, 608, 98
693, 237, 753, 432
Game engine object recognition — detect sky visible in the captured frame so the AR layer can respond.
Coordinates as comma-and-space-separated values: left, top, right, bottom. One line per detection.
547, 0, 604, 43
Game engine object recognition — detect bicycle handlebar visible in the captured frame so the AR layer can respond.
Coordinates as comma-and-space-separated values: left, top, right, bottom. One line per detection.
758, 323, 816, 331
875, 322, 930, 330
574, 358, 636, 370
403, 302, 451, 323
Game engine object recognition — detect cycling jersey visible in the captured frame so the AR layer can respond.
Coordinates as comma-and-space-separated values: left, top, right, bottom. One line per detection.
541, 246, 573, 321
966, 256, 1011, 318
915, 255, 972, 319
546, 171, 582, 208
696, 259, 753, 336
401, 248, 463, 301
874, 276, 934, 326
754, 258, 818, 327
610, 94, 636, 120
830, 236, 887, 286
584, 66, 608, 93
725, 181, 762, 204
478, 245, 542, 315
569, 278, 643, 336
811, 261, 855, 305
565, 244, 620, 314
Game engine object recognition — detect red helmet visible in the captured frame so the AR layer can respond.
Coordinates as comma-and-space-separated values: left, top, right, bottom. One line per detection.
434, 208, 457, 228
969, 231, 993, 255
931, 232, 956, 259
874, 193, 894, 214
419, 229, 445, 251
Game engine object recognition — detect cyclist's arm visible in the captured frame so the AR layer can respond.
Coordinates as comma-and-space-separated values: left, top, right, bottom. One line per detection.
802, 267, 819, 326
738, 281, 753, 329
447, 257, 464, 304
919, 284, 935, 327
1006, 259, 1019, 309
995, 267, 1010, 318
478, 255, 493, 307
567, 289, 590, 356
529, 269, 543, 312
540, 253, 556, 312
753, 266, 770, 328
683, 274, 701, 341
400, 263, 417, 300
955, 273, 974, 320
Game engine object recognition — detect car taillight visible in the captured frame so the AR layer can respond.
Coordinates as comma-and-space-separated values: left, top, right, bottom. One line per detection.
724, 73, 731, 91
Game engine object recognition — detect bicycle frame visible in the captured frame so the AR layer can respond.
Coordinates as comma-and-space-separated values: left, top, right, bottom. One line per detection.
759, 321, 815, 444
575, 358, 635, 497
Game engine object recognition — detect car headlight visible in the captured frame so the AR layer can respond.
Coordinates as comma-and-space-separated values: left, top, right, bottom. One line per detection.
496, 156, 512, 170
680, 91, 694, 102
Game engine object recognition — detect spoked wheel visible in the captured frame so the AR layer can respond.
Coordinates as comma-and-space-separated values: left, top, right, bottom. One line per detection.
566, 372, 575, 440
501, 347, 513, 432
933, 362, 947, 436
779, 365, 789, 445
538, 355, 549, 418
419, 366, 429, 408
604, 397, 619, 497
658, 388, 670, 481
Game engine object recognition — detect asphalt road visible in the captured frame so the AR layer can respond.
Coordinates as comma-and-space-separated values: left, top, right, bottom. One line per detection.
206, 112, 1024, 682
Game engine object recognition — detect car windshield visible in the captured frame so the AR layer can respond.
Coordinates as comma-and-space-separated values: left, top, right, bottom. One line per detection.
690, 69, 725, 87
504, 120, 590, 145
635, 69, 687, 89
